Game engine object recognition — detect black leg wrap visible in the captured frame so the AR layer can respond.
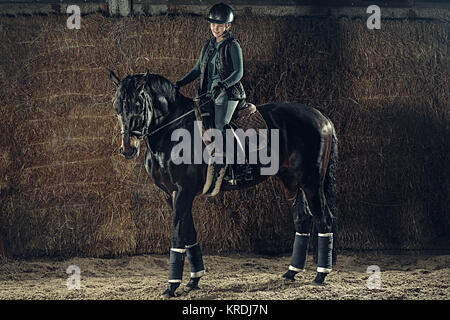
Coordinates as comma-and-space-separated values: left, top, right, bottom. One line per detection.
169, 248, 185, 284
186, 243, 205, 278
289, 233, 310, 272
317, 233, 333, 273
283, 233, 309, 281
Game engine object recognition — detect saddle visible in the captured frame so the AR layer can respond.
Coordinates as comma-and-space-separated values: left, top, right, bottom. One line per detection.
194, 99, 268, 149
194, 99, 268, 196
232, 100, 266, 128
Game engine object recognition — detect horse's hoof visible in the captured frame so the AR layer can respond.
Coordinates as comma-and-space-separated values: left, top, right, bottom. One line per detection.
282, 270, 296, 282
161, 291, 174, 299
184, 283, 200, 293
184, 277, 201, 293
312, 280, 327, 286
312, 272, 327, 286
161, 293, 172, 299
161, 288, 178, 299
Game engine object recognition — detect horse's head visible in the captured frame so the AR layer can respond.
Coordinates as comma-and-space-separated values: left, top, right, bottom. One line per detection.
110, 69, 179, 159
110, 70, 149, 159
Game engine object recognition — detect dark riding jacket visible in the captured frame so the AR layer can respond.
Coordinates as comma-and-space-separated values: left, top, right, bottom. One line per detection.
177, 31, 246, 101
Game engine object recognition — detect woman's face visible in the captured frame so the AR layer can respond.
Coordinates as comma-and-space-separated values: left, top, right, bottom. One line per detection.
210, 22, 230, 39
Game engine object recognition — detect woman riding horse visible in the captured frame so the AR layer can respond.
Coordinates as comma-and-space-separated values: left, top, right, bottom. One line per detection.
175, 3, 247, 190
109, 3, 338, 300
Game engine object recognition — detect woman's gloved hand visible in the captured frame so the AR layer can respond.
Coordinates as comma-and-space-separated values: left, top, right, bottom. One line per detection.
211, 81, 227, 100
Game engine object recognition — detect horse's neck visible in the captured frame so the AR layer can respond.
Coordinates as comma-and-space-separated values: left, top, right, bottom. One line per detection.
145, 95, 194, 154
167, 94, 193, 123
176, 93, 194, 111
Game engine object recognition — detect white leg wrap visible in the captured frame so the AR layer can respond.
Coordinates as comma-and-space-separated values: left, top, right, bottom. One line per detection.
190, 270, 206, 278
289, 265, 304, 272
168, 279, 182, 283
316, 267, 332, 273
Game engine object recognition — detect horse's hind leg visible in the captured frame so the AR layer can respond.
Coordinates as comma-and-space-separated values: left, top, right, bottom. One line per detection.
303, 183, 334, 285
282, 188, 313, 281
278, 169, 312, 281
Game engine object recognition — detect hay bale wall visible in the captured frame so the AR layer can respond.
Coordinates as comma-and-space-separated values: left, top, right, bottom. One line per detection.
335, 19, 449, 250
0, 13, 448, 258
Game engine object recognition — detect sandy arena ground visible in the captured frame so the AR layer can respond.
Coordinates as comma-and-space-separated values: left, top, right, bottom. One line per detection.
0, 252, 448, 300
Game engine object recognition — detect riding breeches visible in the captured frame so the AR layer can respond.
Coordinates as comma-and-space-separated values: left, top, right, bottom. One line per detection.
212, 90, 239, 131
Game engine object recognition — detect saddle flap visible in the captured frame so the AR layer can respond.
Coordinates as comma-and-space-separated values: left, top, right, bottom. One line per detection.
233, 103, 266, 131
232, 103, 268, 151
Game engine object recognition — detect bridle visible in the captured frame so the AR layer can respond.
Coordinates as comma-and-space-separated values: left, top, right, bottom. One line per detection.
119, 88, 155, 138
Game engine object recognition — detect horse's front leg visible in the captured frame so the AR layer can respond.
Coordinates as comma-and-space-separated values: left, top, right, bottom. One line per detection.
162, 190, 174, 210
184, 214, 205, 293
161, 187, 201, 298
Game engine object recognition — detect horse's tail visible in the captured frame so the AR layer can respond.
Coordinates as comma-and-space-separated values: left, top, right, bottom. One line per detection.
324, 122, 338, 265
325, 124, 338, 222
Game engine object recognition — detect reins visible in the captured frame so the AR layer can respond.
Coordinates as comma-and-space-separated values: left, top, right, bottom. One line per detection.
139, 92, 212, 137
145, 109, 195, 137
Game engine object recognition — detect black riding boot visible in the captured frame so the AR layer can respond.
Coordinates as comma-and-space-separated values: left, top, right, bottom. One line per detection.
225, 125, 253, 182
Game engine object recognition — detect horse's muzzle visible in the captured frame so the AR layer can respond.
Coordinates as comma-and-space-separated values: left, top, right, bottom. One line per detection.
120, 134, 140, 159
120, 146, 138, 159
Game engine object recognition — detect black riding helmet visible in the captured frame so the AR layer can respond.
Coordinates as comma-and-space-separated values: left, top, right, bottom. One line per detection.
207, 3, 234, 24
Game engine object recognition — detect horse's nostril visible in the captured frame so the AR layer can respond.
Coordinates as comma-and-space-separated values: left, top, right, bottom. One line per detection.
129, 148, 137, 158
120, 146, 137, 159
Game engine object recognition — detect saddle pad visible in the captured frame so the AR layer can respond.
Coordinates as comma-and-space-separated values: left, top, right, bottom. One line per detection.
233, 104, 268, 151
233, 104, 268, 132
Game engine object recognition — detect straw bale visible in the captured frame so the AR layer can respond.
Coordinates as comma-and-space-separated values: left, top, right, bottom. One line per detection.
4, 189, 135, 257
0, 147, 12, 193
0, 13, 448, 257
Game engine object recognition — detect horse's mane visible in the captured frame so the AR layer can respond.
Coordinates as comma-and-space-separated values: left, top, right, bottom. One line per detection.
146, 73, 178, 104
147, 73, 195, 110
120, 73, 175, 102
119, 72, 193, 113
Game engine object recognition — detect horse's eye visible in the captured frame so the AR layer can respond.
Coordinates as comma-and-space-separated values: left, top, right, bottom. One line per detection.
135, 101, 143, 113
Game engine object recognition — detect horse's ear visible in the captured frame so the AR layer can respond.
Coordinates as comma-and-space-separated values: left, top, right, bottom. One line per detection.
109, 70, 121, 87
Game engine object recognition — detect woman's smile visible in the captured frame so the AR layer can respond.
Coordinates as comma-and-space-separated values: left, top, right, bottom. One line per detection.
210, 22, 230, 41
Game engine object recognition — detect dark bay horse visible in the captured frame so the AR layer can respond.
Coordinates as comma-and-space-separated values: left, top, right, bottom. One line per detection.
109, 70, 338, 298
